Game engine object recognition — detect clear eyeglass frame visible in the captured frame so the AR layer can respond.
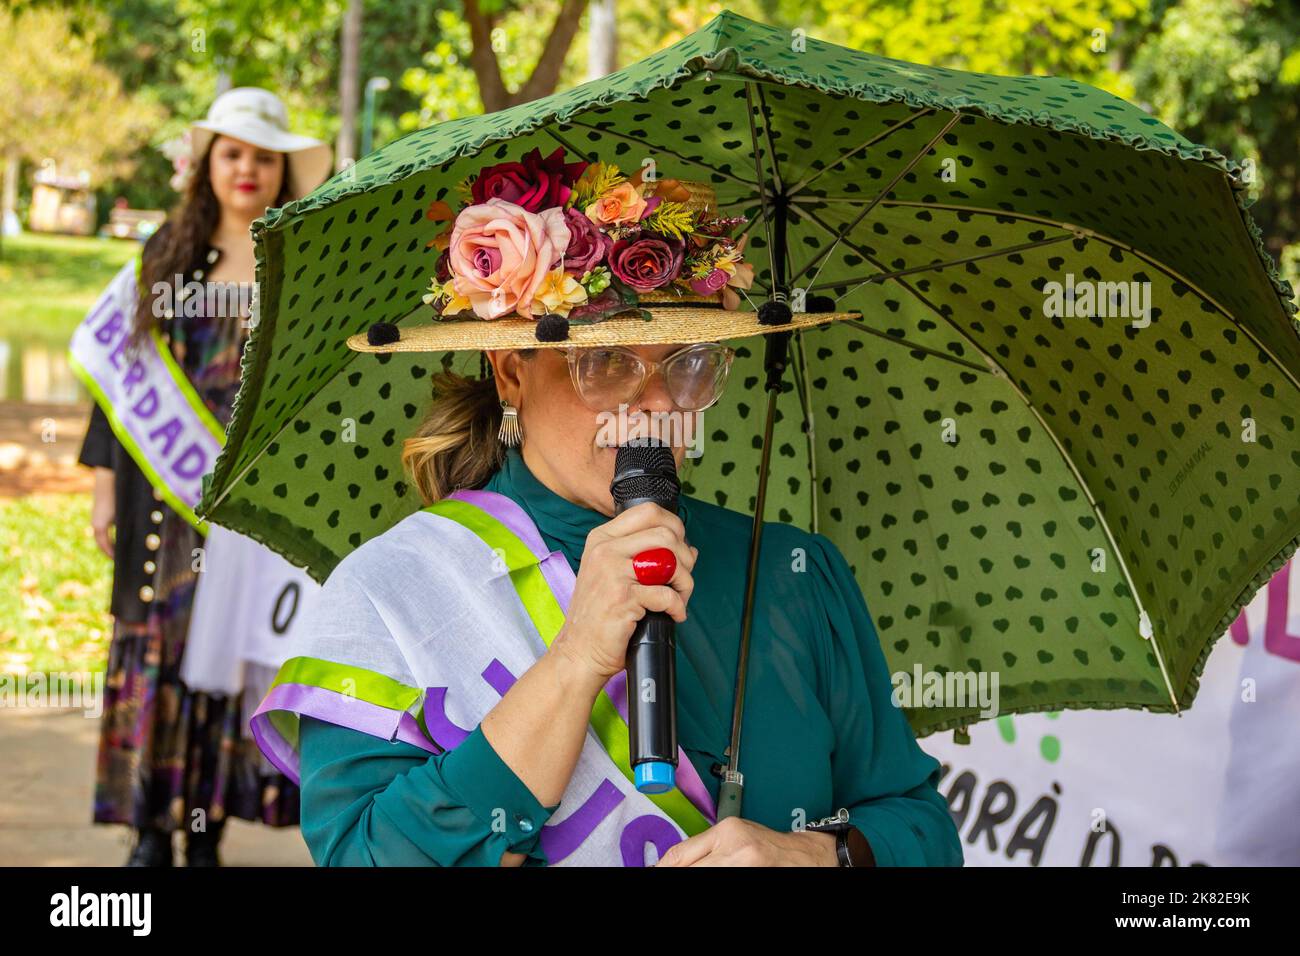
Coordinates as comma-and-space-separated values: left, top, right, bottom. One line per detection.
564, 341, 737, 413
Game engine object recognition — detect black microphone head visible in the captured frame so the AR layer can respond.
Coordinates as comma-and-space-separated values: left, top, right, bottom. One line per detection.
611, 438, 680, 515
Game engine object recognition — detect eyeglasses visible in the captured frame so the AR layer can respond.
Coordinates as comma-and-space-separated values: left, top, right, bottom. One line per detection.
565, 342, 736, 413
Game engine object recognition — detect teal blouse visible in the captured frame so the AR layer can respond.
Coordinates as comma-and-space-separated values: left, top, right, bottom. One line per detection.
297, 446, 962, 867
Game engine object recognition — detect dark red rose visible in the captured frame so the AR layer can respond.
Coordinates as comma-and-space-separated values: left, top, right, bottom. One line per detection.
434, 248, 452, 282
567, 286, 625, 321
608, 236, 685, 291
471, 146, 588, 213
561, 207, 611, 276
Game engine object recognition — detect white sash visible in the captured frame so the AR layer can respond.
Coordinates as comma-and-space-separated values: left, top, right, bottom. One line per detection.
68, 258, 223, 532
252, 503, 716, 866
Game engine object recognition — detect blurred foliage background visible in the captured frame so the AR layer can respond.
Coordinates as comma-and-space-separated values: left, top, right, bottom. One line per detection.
0, 0, 1296, 280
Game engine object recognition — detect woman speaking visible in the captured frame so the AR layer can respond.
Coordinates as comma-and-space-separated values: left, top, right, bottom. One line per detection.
250, 155, 963, 866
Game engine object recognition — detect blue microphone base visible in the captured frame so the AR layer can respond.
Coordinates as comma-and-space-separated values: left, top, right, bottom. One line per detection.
634, 760, 676, 794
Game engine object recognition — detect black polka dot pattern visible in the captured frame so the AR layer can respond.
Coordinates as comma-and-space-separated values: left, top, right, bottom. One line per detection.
199, 10, 1300, 736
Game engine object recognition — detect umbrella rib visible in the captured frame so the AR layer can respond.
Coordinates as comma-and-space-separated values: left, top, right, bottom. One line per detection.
542, 125, 600, 164
733, 203, 766, 242
986, 361, 1182, 712
557, 120, 759, 188
744, 82, 781, 290
201, 406, 299, 519
841, 319, 994, 372
785, 107, 935, 198
791, 205, 1180, 712
804, 233, 1076, 294
753, 83, 784, 193
788, 112, 963, 289
793, 196, 1300, 393
780, 203, 1022, 371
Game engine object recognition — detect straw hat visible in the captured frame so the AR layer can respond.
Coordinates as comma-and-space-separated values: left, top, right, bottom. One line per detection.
189, 88, 333, 201
348, 175, 859, 353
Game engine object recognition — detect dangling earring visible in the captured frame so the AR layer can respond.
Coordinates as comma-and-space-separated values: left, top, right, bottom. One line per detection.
498, 399, 522, 447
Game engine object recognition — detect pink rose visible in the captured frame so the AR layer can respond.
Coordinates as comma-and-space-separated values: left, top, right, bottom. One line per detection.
561, 207, 611, 276
448, 198, 571, 319
608, 236, 684, 291
689, 268, 730, 296
471, 147, 587, 213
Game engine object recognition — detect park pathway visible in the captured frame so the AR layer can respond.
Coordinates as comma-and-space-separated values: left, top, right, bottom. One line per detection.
0, 704, 311, 866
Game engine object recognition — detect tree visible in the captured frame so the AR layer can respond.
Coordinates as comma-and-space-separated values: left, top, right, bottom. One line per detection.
784, 0, 1148, 96
462, 0, 589, 112
338, 0, 363, 168
0, 5, 164, 250
1128, 0, 1300, 266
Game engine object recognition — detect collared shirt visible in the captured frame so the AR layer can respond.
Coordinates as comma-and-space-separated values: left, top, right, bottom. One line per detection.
297, 445, 963, 866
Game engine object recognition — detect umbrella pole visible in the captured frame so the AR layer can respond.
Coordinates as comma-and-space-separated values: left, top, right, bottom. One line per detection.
716, 189, 792, 821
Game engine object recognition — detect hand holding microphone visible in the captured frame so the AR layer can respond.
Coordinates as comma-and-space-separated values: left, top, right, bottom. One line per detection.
550, 495, 695, 678
545, 440, 693, 794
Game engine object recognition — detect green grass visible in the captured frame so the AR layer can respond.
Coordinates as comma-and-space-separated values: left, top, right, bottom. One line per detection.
0, 493, 111, 677
0, 232, 139, 346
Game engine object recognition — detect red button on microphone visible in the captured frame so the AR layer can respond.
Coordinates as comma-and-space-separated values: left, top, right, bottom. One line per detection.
632, 547, 677, 586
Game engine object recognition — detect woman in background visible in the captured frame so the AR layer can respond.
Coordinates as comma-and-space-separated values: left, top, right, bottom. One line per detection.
78, 88, 331, 866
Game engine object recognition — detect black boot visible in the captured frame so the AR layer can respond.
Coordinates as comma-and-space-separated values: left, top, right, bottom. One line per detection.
125, 827, 173, 867
185, 822, 224, 867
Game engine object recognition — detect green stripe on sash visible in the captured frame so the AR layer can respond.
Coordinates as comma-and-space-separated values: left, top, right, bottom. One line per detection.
425, 498, 566, 642
68, 348, 211, 536
262, 655, 427, 752
423, 498, 710, 837
148, 327, 226, 444
270, 654, 424, 710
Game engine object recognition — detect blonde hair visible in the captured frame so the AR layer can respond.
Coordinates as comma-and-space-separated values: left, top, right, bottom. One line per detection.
402, 351, 534, 504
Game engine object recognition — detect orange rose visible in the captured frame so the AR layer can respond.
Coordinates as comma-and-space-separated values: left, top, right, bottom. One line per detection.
585, 182, 647, 227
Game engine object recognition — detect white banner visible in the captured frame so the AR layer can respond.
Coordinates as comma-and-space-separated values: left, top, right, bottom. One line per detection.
182, 524, 322, 697
923, 558, 1300, 866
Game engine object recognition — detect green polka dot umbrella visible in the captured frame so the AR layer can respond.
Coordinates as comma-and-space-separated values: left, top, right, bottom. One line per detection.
197, 10, 1300, 739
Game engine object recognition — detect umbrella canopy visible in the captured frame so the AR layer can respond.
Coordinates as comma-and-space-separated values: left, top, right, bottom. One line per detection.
199, 10, 1300, 736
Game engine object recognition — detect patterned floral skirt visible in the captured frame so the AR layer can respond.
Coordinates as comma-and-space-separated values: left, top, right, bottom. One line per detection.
93, 511, 299, 830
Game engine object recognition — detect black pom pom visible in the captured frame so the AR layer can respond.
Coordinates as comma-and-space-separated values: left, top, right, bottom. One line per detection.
805, 294, 837, 313
367, 321, 401, 346
757, 300, 793, 326
535, 313, 570, 342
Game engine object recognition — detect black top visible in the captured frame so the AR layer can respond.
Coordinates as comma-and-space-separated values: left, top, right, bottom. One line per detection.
77, 223, 225, 623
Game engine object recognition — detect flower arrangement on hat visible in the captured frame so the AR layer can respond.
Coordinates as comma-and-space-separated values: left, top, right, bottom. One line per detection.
419, 146, 755, 326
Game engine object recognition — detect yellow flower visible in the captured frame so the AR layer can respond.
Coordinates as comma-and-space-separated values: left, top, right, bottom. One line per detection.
535, 269, 589, 316
714, 234, 748, 277
714, 250, 742, 277
440, 282, 472, 316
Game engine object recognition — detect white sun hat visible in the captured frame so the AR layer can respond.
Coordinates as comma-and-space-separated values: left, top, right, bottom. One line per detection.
188, 87, 333, 200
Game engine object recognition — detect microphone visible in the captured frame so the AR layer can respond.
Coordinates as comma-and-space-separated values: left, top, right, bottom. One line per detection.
610, 438, 681, 795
